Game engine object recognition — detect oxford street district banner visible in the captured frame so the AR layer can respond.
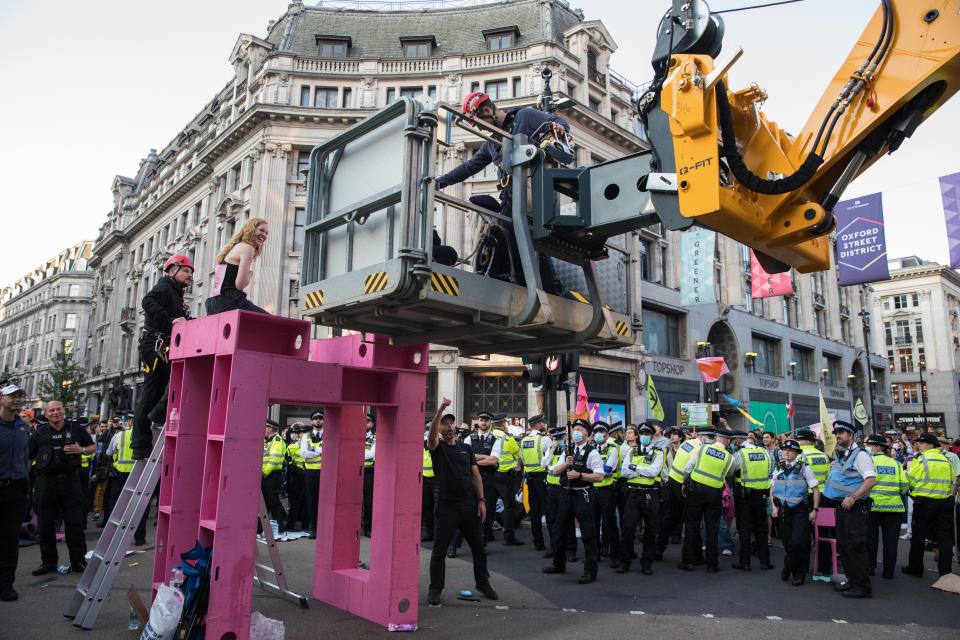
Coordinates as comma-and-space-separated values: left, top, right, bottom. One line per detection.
835, 192, 890, 286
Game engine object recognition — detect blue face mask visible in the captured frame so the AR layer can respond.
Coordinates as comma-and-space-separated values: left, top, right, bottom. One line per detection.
705, 438, 715, 445
572, 430, 584, 444
729, 444, 739, 452
594, 433, 605, 444
639, 435, 652, 446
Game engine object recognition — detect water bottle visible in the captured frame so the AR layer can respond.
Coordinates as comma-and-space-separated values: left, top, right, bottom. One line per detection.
57, 565, 70, 575
128, 606, 140, 631
168, 408, 179, 434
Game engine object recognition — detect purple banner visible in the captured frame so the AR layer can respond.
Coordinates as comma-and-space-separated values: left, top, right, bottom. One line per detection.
835, 192, 890, 286
940, 172, 960, 270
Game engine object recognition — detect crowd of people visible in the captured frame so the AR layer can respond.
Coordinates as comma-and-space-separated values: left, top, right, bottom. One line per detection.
0, 381, 160, 602
421, 403, 960, 605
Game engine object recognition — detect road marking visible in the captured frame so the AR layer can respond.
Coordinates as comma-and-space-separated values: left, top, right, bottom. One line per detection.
495, 606, 509, 610
832, 619, 848, 624
766, 616, 782, 621
702, 614, 714, 618
562, 608, 578, 613
630, 611, 645, 615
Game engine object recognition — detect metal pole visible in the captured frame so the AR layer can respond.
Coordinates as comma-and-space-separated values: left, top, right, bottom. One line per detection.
860, 309, 878, 435
918, 361, 928, 433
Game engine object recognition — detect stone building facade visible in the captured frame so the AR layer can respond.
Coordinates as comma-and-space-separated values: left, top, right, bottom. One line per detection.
82, 0, 885, 431
870, 257, 960, 438
0, 242, 95, 413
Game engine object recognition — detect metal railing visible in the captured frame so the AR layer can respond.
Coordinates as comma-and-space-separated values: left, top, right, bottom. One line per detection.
588, 68, 606, 86
813, 292, 826, 307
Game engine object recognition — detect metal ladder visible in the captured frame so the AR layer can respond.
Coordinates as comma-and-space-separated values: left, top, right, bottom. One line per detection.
64, 429, 164, 629
254, 495, 308, 609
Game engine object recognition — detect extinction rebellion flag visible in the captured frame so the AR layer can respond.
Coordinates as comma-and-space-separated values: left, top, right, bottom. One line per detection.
750, 250, 794, 299
835, 192, 890, 286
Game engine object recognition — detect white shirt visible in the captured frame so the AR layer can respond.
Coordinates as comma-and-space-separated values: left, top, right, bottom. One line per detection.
463, 432, 502, 459
300, 432, 322, 460
840, 446, 876, 479
105, 430, 127, 457
619, 445, 664, 479
575, 444, 605, 474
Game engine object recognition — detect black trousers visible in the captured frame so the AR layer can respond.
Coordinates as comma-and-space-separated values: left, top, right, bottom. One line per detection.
620, 485, 660, 568
284, 466, 305, 530
303, 470, 321, 533
867, 510, 904, 576
779, 502, 812, 578
479, 472, 497, 539
106, 472, 149, 543
422, 477, 436, 535
205, 289, 268, 315
908, 496, 955, 577
551, 488, 599, 576
828, 497, 872, 591
36, 472, 87, 566
133, 338, 170, 455
0, 480, 28, 590
656, 478, 685, 552
735, 489, 770, 567
429, 497, 490, 593
545, 483, 576, 554
261, 471, 286, 524
682, 483, 721, 567
616, 478, 628, 529
525, 473, 547, 547
362, 467, 374, 535
491, 471, 519, 538
593, 484, 621, 560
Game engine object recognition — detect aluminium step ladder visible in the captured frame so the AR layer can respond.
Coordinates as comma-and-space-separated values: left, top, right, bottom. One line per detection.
64, 429, 164, 629
64, 430, 306, 628
254, 495, 308, 609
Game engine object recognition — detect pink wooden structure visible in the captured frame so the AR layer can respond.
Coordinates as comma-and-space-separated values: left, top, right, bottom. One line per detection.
152, 310, 427, 638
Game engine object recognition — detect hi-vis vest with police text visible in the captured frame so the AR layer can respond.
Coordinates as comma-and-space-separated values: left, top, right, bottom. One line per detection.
595, 439, 621, 488
520, 432, 547, 473
113, 429, 135, 474
800, 445, 830, 493
304, 432, 322, 471
263, 434, 286, 477
736, 447, 771, 490
494, 428, 520, 472
669, 438, 701, 483
627, 446, 663, 486
870, 453, 907, 512
907, 449, 954, 499
689, 442, 733, 489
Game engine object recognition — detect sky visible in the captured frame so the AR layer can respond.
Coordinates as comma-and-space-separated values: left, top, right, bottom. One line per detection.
1, 0, 958, 286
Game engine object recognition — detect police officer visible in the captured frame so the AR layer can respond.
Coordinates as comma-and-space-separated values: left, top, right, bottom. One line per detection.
29, 400, 95, 575
132, 255, 193, 459
426, 398, 498, 606
617, 424, 663, 575
104, 417, 150, 545
656, 427, 704, 556
300, 411, 323, 539
520, 415, 549, 550
0, 383, 31, 601
902, 432, 956, 578
822, 421, 876, 598
591, 421, 621, 566
361, 413, 376, 537
262, 419, 287, 528
770, 439, 820, 585
422, 422, 436, 542
610, 424, 628, 527
679, 426, 734, 572
543, 419, 604, 583
730, 430, 774, 571
797, 428, 830, 489
863, 433, 908, 579
283, 423, 306, 532
490, 413, 523, 546
463, 411, 501, 542
542, 426, 577, 561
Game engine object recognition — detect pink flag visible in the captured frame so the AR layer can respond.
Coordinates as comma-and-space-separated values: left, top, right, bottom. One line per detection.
751, 250, 794, 299
576, 377, 589, 413
696, 357, 729, 383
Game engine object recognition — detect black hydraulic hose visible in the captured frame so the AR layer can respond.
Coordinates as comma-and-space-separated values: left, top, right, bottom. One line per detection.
715, 81, 823, 195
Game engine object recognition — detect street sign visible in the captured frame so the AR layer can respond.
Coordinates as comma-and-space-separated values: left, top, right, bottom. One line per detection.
545, 355, 560, 373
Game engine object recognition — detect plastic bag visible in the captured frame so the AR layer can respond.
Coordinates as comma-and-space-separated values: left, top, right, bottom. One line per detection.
139, 584, 185, 640
250, 611, 285, 640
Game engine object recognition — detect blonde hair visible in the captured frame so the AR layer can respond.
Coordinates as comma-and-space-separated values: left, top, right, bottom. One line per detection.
216, 217, 268, 263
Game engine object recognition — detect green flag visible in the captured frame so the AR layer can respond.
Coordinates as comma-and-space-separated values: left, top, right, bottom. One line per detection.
854, 397, 869, 426
647, 375, 664, 421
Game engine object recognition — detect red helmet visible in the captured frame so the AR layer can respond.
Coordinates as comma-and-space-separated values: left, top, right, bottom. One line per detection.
163, 254, 194, 273
462, 91, 493, 116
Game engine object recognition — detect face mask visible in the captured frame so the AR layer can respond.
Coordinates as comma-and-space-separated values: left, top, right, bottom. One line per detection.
639, 435, 652, 446
729, 444, 739, 452
705, 438, 715, 445
594, 433, 605, 444
572, 430, 584, 444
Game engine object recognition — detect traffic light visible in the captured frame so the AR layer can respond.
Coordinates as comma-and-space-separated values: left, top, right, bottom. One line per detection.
521, 354, 546, 387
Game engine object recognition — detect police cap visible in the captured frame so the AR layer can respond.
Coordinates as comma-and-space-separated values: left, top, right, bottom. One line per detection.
493, 412, 508, 423
637, 423, 655, 435
592, 421, 609, 433
865, 434, 887, 448
781, 439, 802, 452
831, 420, 856, 435
795, 428, 817, 441
572, 419, 591, 430
915, 433, 939, 447
311, 410, 324, 420
266, 419, 280, 430
609, 424, 625, 434
477, 411, 494, 420
528, 414, 545, 425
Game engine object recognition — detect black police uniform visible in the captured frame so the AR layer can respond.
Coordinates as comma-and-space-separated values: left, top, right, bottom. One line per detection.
469, 429, 500, 541
283, 430, 305, 531
133, 274, 190, 458
29, 421, 93, 571
422, 425, 436, 542
0, 413, 30, 597
618, 442, 662, 574
302, 427, 323, 537
543, 438, 578, 560
522, 418, 548, 550
428, 438, 491, 596
592, 430, 621, 564
545, 441, 600, 580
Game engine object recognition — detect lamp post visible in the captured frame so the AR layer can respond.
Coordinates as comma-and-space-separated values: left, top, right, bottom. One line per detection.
858, 308, 879, 434
918, 358, 928, 433
696, 341, 711, 402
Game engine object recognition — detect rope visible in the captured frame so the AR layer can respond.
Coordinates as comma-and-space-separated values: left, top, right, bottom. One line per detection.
713, 0, 806, 14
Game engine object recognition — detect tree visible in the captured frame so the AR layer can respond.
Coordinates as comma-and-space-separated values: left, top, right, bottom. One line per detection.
37, 347, 87, 416
0, 366, 18, 387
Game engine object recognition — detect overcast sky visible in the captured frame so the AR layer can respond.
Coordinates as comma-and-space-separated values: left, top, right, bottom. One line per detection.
2, 0, 957, 286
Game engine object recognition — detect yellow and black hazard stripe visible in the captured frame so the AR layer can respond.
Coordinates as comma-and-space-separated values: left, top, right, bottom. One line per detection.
430, 273, 460, 296
615, 320, 630, 337
364, 271, 389, 294
569, 290, 590, 304
303, 290, 324, 310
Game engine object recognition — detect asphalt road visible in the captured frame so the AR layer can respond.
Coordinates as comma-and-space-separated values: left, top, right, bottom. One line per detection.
4, 519, 957, 640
